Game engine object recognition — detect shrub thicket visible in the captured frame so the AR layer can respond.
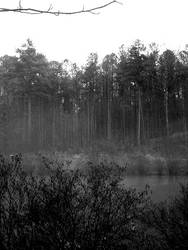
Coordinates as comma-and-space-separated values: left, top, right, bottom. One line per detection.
140, 183, 188, 250
0, 154, 187, 250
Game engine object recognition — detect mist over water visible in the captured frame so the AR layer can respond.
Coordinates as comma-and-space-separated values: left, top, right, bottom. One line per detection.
121, 175, 188, 202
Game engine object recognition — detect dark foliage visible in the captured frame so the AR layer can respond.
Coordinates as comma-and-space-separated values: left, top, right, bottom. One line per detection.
140, 184, 188, 250
0, 154, 188, 249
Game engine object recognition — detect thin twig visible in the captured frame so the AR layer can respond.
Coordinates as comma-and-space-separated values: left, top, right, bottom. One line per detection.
0, 1, 122, 16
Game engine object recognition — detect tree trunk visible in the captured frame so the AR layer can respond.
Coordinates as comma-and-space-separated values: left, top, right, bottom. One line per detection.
39, 97, 44, 149
87, 99, 90, 144
140, 91, 145, 142
164, 82, 169, 137
27, 96, 32, 148
182, 85, 187, 144
22, 96, 27, 148
107, 81, 112, 140
52, 99, 56, 149
137, 87, 141, 146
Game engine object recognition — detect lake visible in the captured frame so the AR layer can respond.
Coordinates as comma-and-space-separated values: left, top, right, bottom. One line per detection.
120, 176, 188, 202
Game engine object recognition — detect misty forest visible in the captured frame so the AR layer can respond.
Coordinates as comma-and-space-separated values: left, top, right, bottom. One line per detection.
1, 39, 188, 152
1, 2, 188, 248
0, 38, 188, 250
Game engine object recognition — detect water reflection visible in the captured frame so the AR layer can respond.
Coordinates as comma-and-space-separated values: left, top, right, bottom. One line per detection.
120, 176, 188, 202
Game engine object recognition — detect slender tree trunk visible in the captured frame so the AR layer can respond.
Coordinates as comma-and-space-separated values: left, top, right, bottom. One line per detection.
137, 87, 141, 146
22, 96, 27, 147
122, 107, 126, 142
59, 103, 63, 149
182, 85, 187, 144
164, 82, 169, 137
140, 92, 145, 142
91, 101, 94, 142
87, 98, 90, 144
39, 97, 43, 149
27, 96, 32, 148
52, 99, 56, 149
107, 80, 112, 140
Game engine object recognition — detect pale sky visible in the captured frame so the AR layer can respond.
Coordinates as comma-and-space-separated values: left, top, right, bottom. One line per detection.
0, 0, 188, 65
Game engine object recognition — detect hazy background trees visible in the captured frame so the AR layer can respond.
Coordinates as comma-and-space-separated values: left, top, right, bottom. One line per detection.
0, 39, 188, 153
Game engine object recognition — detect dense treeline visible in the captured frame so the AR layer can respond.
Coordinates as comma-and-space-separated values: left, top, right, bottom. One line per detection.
0, 39, 188, 152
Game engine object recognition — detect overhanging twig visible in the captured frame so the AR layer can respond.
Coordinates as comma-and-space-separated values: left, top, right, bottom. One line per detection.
0, 1, 122, 16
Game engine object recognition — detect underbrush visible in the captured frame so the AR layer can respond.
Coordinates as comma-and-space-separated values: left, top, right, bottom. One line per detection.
0, 154, 188, 249
0, 154, 149, 250
141, 184, 188, 250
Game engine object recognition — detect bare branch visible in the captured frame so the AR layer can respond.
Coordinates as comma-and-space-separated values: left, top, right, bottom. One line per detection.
0, 1, 122, 16
18, 0, 22, 9
47, 4, 53, 12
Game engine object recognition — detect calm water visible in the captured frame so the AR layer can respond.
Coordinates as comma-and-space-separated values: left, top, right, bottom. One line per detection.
121, 176, 188, 202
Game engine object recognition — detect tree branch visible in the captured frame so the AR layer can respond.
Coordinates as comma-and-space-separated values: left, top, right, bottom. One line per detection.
0, 1, 122, 16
